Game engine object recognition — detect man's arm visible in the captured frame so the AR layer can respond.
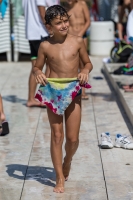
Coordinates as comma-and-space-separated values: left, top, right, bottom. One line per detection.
124, 0, 131, 6
131, 0, 133, 9
38, 6, 46, 24
0, 0, 2, 4
36, 0, 47, 24
79, 1, 90, 36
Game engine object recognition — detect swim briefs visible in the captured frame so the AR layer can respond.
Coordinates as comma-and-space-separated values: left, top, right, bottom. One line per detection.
35, 78, 91, 115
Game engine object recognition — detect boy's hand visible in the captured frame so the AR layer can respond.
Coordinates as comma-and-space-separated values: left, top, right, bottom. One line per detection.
34, 70, 47, 86
78, 69, 89, 85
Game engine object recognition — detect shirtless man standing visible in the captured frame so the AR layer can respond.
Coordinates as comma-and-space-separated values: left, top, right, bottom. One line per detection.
66, 0, 90, 100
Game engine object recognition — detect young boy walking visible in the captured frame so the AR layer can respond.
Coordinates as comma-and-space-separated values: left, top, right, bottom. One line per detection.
66, 0, 91, 100
33, 5, 93, 193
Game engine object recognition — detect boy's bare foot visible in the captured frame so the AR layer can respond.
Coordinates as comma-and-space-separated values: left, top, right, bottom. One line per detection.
26, 99, 46, 108
63, 162, 71, 181
53, 177, 65, 193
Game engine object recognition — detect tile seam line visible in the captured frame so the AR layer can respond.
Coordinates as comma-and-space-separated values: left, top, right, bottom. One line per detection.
19, 108, 42, 200
90, 81, 109, 200
103, 67, 133, 134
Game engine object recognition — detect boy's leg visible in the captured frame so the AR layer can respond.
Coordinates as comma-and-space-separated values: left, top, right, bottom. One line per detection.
27, 59, 41, 107
63, 95, 81, 180
0, 95, 6, 122
28, 60, 50, 107
47, 107, 65, 193
27, 40, 43, 107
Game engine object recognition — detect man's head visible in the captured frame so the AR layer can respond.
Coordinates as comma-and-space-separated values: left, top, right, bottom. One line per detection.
45, 5, 70, 37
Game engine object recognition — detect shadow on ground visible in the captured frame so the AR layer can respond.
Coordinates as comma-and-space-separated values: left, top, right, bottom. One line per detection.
87, 92, 115, 102
6, 164, 56, 187
3, 93, 115, 104
3, 95, 27, 105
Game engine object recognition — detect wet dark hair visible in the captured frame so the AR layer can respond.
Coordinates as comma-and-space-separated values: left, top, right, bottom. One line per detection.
45, 5, 70, 25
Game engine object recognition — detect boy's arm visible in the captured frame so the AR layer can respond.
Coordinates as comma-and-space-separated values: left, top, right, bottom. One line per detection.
45, 64, 50, 78
79, 2, 90, 37
78, 38, 93, 84
33, 43, 47, 85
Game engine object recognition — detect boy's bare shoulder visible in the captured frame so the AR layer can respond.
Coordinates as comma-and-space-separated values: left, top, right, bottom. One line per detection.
41, 39, 49, 46
39, 39, 51, 51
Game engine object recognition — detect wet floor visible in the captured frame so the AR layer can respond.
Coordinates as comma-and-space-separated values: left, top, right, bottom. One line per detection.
0, 58, 133, 200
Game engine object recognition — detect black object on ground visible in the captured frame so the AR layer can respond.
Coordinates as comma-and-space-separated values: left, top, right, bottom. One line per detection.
93, 76, 104, 80
0, 121, 10, 136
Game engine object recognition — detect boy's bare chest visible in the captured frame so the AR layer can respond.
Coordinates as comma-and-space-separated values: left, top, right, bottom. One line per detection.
47, 44, 78, 61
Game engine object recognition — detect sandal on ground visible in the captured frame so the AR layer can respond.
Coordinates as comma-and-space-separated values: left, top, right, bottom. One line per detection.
0, 121, 10, 136
82, 95, 89, 100
0, 125, 2, 136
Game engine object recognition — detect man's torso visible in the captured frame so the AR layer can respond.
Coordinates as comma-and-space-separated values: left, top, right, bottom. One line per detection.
22, 0, 48, 40
68, 2, 86, 35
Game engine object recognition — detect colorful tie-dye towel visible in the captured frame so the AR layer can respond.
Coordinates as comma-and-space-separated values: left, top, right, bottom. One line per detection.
35, 78, 91, 115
